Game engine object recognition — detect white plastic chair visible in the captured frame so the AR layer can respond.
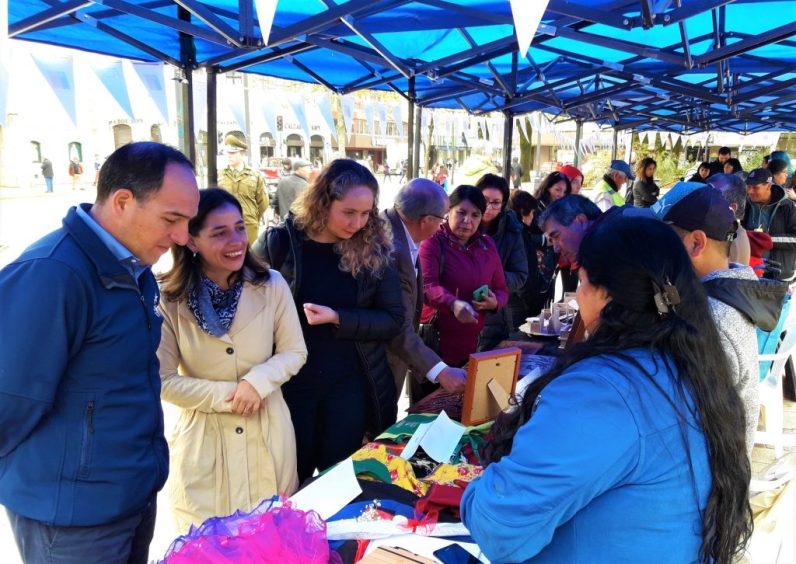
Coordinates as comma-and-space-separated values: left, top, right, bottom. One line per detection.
757, 303, 796, 458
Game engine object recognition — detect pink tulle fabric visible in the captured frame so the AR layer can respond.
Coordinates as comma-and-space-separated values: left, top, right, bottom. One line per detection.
161, 498, 341, 564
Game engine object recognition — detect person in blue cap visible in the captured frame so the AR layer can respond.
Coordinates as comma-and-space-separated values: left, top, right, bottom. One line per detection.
591, 159, 633, 212
649, 181, 787, 458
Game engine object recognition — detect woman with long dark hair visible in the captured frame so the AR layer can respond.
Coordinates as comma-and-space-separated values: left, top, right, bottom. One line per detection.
253, 159, 403, 482
461, 216, 752, 563
632, 156, 660, 207
157, 188, 307, 532
688, 161, 711, 183
533, 170, 571, 210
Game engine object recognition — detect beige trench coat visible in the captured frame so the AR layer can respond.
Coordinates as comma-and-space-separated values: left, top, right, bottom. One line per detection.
157, 270, 307, 533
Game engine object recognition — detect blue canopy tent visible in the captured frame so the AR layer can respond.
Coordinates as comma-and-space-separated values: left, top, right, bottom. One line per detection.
9, 0, 796, 179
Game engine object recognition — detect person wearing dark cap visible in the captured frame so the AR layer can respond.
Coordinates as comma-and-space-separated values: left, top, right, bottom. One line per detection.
218, 134, 269, 244
591, 159, 633, 212
650, 182, 787, 457
742, 167, 796, 281
275, 158, 312, 219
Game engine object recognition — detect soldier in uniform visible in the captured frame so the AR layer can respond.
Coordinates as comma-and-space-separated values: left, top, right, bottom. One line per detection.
218, 135, 269, 244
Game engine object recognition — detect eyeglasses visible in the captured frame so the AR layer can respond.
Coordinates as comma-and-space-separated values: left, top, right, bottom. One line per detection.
486, 200, 503, 208
424, 213, 446, 221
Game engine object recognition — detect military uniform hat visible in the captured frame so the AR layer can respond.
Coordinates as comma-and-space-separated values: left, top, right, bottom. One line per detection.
224, 134, 248, 152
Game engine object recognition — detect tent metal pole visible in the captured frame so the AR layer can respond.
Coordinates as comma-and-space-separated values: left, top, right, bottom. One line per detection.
407, 76, 415, 180
177, 5, 196, 164
413, 105, 422, 179
574, 120, 583, 168
611, 128, 618, 161
502, 108, 513, 182
207, 66, 218, 186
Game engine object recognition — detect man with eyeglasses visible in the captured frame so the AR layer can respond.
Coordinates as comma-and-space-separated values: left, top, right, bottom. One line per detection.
382, 179, 468, 402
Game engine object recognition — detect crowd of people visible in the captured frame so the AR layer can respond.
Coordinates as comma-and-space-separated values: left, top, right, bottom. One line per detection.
0, 138, 793, 563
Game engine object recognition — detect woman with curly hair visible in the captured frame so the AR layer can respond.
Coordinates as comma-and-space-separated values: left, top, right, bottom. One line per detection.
461, 216, 752, 564
253, 159, 404, 482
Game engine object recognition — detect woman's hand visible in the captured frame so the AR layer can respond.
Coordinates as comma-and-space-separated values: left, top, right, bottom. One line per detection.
225, 380, 262, 416
452, 300, 479, 324
472, 290, 498, 312
303, 303, 340, 325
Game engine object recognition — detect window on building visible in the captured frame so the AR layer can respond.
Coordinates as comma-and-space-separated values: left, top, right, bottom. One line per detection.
68, 141, 83, 163
112, 124, 132, 149
30, 141, 42, 162
151, 124, 162, 142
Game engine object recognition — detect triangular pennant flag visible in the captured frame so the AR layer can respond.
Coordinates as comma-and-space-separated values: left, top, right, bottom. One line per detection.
0, 3, 8, 128
316, 94, 337, 141
391, 103, 404, 138
288, 95, 311, 139
376, 102, 388, 136
364, 102, 375, 137
192, 77, 207, 135
421, 110, 430, 140
225, 83, 247, 133
33, 54, 78, 128
260, 102, 278, 137
341, 95, 355, 140
509, 0, 548, 58
132, 62, 169, 123
254, 0, 278, 46
0, 52, 9, 129
90, 60, 135, 121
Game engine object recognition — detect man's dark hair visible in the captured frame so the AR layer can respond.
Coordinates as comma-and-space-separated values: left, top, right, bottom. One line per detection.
96, 142, 194, 203
538, 194, 601, 229
708, 173, 747, 220
718, 146, 731, 156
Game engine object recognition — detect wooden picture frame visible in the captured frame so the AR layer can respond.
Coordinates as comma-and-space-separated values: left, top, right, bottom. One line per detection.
460, 347, 522, 426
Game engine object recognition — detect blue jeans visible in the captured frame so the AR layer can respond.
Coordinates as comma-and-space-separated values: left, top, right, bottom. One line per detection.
45, 177, 53, 192
7, 497, 157, 564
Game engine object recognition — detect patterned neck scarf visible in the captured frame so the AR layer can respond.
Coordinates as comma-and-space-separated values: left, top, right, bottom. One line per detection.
188, 274, 243, 337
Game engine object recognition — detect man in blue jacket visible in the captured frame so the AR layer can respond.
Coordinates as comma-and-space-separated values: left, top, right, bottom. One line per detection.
0, 142, 199, 563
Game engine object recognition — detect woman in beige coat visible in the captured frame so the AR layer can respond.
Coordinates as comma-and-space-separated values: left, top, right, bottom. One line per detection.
157, 188, 307, 534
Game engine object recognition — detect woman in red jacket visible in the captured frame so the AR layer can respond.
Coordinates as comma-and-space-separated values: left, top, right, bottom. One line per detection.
419, 185, 508, 369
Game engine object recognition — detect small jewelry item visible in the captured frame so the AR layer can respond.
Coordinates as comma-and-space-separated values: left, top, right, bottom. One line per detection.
652, 278, 681, 317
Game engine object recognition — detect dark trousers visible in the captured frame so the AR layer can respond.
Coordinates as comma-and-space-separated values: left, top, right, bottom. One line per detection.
283, 374, 368, 484
7, 497, 156, 564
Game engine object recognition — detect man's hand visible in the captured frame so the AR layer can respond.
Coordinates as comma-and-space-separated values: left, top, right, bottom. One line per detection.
472, 290, 498, 312
303, 303, 340, 325
226, 380, 262, 416
437, 367, 467, 394
452, 300, 478, 324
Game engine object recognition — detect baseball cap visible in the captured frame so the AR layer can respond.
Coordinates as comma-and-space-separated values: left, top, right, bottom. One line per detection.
292, 158, 312, 171
610, 159, 634, 180
559, 164, 583, 180
649, 182, 736, 242
745, 168, 773, 185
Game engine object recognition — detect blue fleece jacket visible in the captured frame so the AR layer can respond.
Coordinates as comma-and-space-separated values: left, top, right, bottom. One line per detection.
0, 206, 168, 526
460, 350, 711, 563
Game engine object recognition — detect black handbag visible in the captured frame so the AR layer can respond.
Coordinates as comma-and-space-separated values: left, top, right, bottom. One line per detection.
417, 240, 445, 354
